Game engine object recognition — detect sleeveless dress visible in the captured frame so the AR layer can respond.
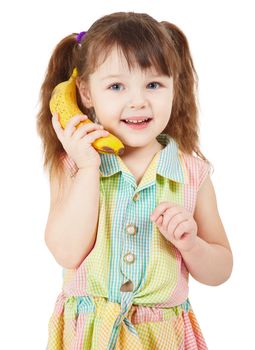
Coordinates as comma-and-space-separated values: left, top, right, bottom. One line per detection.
46, 134, 211, 350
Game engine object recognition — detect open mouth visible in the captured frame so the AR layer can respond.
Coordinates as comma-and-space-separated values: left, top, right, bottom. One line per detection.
121, 118, 153, 128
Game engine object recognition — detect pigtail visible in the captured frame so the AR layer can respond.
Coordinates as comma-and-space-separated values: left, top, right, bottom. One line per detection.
36, 33, 79, 179
161, 21, 209, 164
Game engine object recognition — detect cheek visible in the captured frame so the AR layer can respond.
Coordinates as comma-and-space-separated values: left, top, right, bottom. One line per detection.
162, 94, 173, 112
95, 97, 123, 118
94, 106, 120, 128
93, 100, 109, 115
156, 101, 172, 123
153, 92, 173, 112
153, 104, 172, 132
162, 100, 173, 121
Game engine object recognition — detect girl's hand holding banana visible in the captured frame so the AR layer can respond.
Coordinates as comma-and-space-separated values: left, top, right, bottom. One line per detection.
49, 68, 125, 157
52, 113, 110, 170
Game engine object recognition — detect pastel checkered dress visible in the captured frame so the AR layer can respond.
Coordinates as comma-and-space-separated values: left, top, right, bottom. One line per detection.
46, 134, 210, 349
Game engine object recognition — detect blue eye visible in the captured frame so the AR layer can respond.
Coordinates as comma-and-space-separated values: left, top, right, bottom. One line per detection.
148, 82, 161, 89
109, 83, 123, 91
108, 82, 162, 91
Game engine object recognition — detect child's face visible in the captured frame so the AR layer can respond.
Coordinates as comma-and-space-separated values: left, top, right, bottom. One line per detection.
78, 46, 174, 150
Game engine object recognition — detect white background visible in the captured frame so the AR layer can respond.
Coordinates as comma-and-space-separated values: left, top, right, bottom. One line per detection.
1, 0, 254, 349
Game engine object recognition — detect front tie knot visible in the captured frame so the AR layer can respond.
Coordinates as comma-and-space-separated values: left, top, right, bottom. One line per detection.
107, 291, 139, 349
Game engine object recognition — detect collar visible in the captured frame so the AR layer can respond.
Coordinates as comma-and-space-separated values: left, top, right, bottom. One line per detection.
99, 134, 189, 185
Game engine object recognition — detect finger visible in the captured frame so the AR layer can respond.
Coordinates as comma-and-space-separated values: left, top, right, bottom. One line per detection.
161, 210, 184, 232
64, 114, 88, 137
151, 203, 180, 223
73, 122, 104, 139
155, 215, 164, 226
82, 129, 109, 144
173, 221, 190, 240
52, 113, 64, 140
150, 202, 172, 221
165, 211, 187, 234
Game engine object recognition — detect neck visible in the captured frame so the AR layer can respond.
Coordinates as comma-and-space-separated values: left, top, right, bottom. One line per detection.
120, 139, 164, 162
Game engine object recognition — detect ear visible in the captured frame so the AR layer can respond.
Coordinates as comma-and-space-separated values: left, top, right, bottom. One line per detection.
76, 78, 93, 109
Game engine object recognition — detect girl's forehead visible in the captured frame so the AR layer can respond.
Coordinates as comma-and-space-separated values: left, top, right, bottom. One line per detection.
93, 46, 160, 77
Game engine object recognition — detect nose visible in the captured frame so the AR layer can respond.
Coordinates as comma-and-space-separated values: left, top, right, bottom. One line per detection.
128, 89, 148, 109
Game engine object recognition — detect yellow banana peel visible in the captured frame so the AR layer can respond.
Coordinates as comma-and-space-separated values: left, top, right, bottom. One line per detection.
49, 68, 125, 156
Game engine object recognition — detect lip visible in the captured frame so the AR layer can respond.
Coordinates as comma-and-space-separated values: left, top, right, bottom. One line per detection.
121, 116, 153, 121
121, 118, 152, 130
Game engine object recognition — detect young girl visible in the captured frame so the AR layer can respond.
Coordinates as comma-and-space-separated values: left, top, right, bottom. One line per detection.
37, 11, 233, 350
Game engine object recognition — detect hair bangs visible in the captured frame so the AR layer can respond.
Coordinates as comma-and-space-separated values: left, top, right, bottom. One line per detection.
85, 21, 175, 78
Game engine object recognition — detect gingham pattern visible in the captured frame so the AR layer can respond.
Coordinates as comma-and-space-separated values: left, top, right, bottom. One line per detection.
46, 134, 211, 349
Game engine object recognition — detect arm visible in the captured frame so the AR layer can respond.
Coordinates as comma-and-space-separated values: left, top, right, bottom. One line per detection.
181, 175, 233, 286
44, 164, 100, 269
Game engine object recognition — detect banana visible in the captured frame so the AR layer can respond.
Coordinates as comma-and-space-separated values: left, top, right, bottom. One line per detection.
49, 68, 125, 156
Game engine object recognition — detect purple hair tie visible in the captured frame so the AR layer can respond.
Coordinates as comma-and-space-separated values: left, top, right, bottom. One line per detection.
77, 31, 87, 43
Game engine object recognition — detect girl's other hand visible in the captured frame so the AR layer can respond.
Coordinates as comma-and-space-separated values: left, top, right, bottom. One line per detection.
51, 113, 109, 170
150, 201, 198, 253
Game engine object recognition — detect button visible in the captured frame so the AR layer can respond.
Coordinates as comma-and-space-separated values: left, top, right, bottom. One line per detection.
126, 224, 137, 235
133, 192, 140, 201
124, 252, 135, 263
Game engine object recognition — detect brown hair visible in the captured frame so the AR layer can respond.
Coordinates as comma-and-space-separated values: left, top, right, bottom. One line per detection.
36, 11, 212, 183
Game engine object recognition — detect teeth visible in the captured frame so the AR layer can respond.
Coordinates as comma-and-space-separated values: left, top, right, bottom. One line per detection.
125, 118, 149, 124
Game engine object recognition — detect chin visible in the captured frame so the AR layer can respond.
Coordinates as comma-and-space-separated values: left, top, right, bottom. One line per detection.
122, 137, 152, 149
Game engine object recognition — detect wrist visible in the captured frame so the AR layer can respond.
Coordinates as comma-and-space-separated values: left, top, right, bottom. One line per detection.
77, 165, 99, 172
75, 166, 100, 178
179, 235, 201, 255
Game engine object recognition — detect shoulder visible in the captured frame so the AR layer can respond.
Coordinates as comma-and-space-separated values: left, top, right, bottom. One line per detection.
181, 153, 231, 250
179, 151, 213, 191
